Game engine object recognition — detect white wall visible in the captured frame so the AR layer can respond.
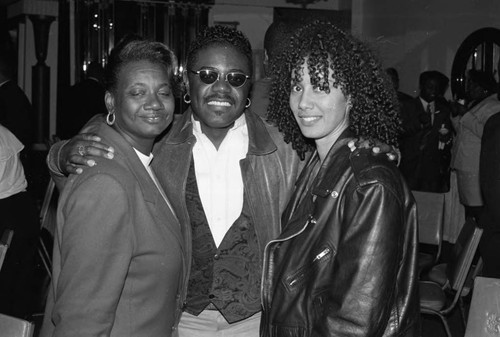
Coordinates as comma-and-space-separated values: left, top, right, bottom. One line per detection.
353, 0, 500, 98
212, 0, 500, 98
210, 0, 341, 79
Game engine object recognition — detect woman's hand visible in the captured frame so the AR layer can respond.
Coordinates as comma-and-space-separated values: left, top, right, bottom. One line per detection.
59, 133, 115, 175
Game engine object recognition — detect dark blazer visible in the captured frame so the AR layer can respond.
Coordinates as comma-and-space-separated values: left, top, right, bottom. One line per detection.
261, 129, 420, 337
57, 78, 107, 139
0, 80, 35, 146
480, 111, 500, 232
40, 122, 186, 337
399, 97, 453, 192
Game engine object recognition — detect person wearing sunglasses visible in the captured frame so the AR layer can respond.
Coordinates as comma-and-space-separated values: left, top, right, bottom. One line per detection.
46, 26, 302, 337
46, 25, 398, 337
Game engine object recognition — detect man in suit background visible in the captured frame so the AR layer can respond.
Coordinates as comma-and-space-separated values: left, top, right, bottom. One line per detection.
399, 70, 453, 192
57, 62, 107, 139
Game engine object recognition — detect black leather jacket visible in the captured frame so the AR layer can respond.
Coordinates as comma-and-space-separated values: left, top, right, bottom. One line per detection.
261, 130, 420, 337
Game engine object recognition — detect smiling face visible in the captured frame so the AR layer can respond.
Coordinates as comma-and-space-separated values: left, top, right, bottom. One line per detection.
289, 60, 350, 153
187, 44, 252, 140
105, 60, 175, 154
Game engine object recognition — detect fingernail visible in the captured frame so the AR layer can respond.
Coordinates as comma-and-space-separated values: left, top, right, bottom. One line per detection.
107, 152, 114, 159
108, 147, 115, 153
76, 168, 83, 174
88, 160, 96, 167
373, 147, 380, 154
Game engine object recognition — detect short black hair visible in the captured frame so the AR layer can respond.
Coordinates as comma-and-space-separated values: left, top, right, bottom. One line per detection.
268, 21, 401, 159
264, 21, 297, 61
104, 35, 180, 96
419, 70, 449, 95
186, 25, 253, 76
467, 69, 498, 93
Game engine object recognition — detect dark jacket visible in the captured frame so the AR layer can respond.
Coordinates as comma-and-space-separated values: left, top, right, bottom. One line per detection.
399, 97, 453, 192
261, 130, 420, 337
41, 122, 186, 337
480, 111, 500, 233
152, 108, 303, 309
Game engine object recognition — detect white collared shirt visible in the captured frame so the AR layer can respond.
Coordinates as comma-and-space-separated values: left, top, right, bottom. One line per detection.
191, 113, 249, 247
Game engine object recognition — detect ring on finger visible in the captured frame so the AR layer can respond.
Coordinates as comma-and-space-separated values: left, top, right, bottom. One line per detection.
77, 145, 86, 156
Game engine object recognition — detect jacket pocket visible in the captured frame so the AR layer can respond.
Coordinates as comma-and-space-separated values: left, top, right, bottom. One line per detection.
271, 325, 306, 337
283, 246, 334, 292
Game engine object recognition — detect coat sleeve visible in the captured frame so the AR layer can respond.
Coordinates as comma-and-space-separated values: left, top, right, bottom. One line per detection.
51, 173, 133, 337
480, 114, 500, 225
317, 183, 405, 337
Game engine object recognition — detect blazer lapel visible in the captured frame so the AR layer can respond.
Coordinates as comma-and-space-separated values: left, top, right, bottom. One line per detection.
97, 123, 185, 250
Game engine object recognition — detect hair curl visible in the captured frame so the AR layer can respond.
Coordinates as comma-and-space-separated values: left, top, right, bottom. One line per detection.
186, 25, 253, 76
267, 21, 401, 159
104, 35, 180, 96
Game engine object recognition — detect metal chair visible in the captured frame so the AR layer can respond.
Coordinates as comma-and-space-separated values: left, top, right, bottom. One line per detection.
419, 218, 483, 337
412, 191, 446, 275
0, 229, 14, 271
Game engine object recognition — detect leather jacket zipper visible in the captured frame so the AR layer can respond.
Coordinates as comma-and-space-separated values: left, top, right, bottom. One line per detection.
261, 215, 317, 310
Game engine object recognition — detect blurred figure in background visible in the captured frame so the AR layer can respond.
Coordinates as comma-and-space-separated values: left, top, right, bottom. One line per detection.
0, 53, 35, 150
248, 20, 297, 118
0, 123, 40, 319
57, 62, 107, 139
399, 70, 453, 192
385, 67, 412, 103
451, 70, 500, 220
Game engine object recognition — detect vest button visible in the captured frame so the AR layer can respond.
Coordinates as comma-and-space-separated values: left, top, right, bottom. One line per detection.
209, 294, 215, 299
214, 254, 220, 260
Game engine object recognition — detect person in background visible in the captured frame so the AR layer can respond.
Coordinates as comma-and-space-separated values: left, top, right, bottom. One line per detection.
479, 111, 500, 278
248, 20, 297, 118
399, 70, 453, 192
261, 21, 420, 337
40, 37, 186, 336
0, 123, 40, 319
57, 61, 107, 139
385, 67, 413, 103
0, 53, 35, 150
450, 69, 500, 220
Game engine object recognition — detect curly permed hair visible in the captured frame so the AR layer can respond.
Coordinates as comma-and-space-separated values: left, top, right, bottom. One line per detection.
267, 21, 401, 159
186, 25, 253, 76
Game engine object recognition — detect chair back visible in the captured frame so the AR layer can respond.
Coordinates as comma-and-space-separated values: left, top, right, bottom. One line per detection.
446, 218, 483, 291
0, 229, 14, 272
0, 313, 34, 337
412, 191, 445, 249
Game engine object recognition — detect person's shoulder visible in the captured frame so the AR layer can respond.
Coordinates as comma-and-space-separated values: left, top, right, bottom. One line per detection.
349, 148, 403, 190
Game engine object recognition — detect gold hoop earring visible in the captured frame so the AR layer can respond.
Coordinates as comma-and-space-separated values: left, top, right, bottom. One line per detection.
106, 111, 115, 126
245, 98, 251, 108
183, 94, 191, 104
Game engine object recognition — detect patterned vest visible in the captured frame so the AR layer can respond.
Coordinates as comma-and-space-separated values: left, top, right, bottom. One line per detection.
184, 160, 262, 323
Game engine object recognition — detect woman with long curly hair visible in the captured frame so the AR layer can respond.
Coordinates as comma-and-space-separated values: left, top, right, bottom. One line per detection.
260, 21, 420, 337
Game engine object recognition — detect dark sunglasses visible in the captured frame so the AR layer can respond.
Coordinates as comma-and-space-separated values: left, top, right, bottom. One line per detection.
190, 69, 250, 88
